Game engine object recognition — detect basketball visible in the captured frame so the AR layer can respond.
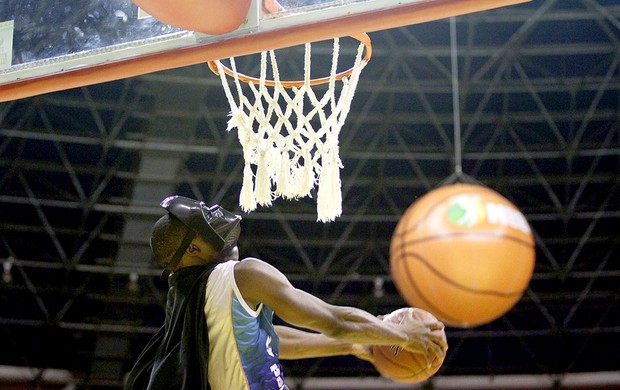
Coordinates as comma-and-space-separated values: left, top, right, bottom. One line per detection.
372, 307, 447, 383
390, 184, 536, 328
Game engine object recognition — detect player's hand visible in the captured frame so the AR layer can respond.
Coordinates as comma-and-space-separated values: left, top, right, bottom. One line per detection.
401, 321, 446, 364
391, 308, 448, 366
350, 344, 374, 363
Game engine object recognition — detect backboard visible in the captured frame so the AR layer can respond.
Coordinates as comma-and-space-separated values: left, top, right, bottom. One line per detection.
0, 0, 528, 102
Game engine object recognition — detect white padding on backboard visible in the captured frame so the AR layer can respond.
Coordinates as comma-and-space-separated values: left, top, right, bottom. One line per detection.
0, 20, 14, 70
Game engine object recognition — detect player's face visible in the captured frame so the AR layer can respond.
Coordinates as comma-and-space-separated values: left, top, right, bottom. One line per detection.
189, 237, 220, 264
191, 236, 239, 263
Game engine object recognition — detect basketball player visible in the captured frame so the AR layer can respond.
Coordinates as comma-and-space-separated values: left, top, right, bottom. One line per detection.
124, 195, 447, 390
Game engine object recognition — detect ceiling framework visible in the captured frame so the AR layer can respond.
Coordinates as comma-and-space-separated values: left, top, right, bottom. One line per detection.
0, 0, 619, 388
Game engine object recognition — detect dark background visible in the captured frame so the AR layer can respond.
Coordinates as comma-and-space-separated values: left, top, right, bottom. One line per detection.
0, 0, 618, 388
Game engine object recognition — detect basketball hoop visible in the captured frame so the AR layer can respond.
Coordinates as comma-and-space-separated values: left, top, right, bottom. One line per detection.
208, 31, 372, 222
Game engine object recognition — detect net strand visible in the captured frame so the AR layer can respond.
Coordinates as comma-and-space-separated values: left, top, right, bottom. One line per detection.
215, 38, 368, 222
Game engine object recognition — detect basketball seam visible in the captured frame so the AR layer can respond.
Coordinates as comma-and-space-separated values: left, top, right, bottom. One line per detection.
400, 252, 528, 297
393, 231, 535, 250
394, 254, 465, 325
374, 346, 427, 379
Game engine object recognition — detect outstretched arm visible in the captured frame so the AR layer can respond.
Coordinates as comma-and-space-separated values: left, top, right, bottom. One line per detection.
275, 325, 372, 361
234, 258, 446, 361
132, 0, 252, 34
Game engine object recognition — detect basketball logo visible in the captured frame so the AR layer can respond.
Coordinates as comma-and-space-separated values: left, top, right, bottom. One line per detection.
390, 184, 535, 328
446, 195, 486, 227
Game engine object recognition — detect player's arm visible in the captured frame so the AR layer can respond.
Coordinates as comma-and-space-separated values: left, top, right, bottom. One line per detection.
274, 325, 372, 361
132, 0, 252, 35
234, 258, 446, 360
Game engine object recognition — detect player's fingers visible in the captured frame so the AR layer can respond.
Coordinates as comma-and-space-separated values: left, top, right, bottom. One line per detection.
425, 339, 443, 361
429, 333, 448, 353
402, 340, 426, 355
427, 321, 445, 331
429, 331, 446, 343
419, 345, 434, 367
353, 344, 375, 363
392, 345, 406, 359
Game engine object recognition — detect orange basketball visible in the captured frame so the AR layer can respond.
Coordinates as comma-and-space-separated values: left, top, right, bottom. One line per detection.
372, 307, 447, 383
390, 184, 535, 328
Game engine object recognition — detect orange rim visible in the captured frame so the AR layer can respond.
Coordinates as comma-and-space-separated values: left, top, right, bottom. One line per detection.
207, 32, 372, 88
207, 0, 371, 88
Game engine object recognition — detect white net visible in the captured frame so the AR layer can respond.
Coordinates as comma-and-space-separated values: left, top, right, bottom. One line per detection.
213, 37, 368, 222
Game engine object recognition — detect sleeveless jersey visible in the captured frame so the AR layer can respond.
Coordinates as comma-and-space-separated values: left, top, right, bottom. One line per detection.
204, 260, 288, 390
